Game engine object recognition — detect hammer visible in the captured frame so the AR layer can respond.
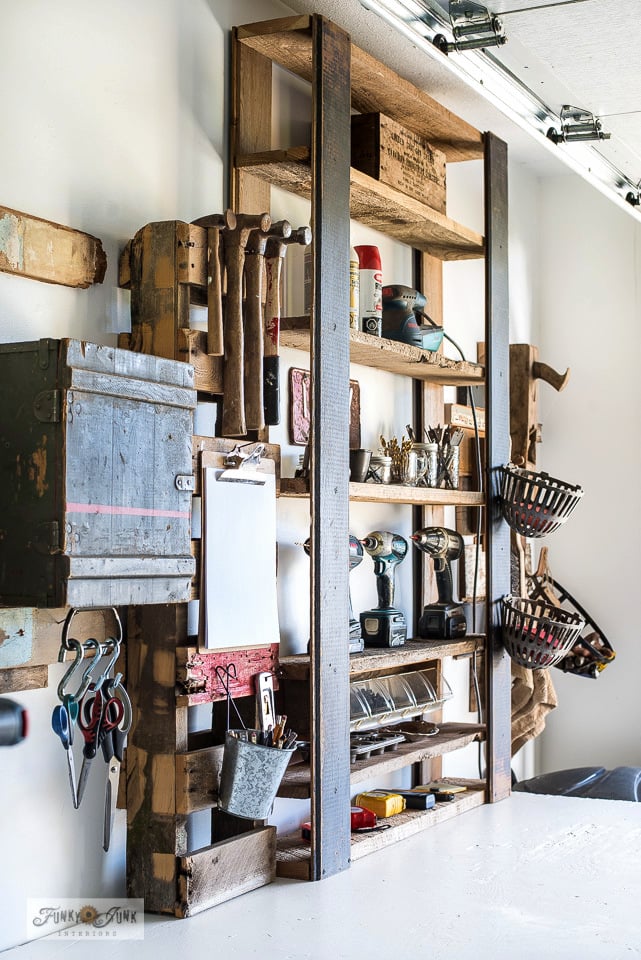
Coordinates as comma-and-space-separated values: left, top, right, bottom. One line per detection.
245, 219, 292, 431
264, 226, 312, 426
221, 212, 271, 437
192, 210, 237, 356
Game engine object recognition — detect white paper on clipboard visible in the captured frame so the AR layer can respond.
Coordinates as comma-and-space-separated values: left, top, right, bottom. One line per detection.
200, 453, 280, 651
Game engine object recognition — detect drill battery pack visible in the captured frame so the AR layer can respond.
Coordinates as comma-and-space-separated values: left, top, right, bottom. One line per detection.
354, 790, 406, 818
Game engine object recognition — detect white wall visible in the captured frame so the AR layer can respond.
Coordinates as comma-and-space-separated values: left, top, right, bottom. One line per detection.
0, 1, 546, 949
536, 174, 641, 774
0, 0, 293, 951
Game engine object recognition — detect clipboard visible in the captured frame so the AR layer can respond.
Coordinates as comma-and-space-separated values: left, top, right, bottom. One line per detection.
199, 446, 280, 652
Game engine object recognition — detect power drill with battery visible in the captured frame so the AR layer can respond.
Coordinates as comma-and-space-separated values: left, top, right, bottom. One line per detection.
411, 526, 467, 640
359, 531, 408, 647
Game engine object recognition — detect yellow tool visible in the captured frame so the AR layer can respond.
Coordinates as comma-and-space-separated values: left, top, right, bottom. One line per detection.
354, 790, 406, 818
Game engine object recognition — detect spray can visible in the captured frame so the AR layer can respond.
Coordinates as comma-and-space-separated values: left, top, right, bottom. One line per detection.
354, 245, 382, 336
349, 247, 360, 330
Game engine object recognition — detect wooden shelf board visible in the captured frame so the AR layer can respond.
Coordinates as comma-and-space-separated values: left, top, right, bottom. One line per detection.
279, 636, 484, 683
277, 723, 486, 799
237, 151, 484, 261
276, 784, 486, 877
236, 18, 483, 162
279, 476, 484, 506
279, 317, 484, 384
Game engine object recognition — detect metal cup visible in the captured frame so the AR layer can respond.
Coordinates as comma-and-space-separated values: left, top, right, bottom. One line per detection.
349, 449, 372, 483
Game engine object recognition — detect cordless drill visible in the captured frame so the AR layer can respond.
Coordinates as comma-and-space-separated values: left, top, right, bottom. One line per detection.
359, 531, 408, 647
303, 534, 365, 653
410, 527, 467, 640
381, 284, 443, 351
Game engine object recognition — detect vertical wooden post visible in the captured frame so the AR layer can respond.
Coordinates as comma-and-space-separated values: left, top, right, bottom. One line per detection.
483, 132, 511, 802
126, 605, 189, 913
229, 28, 272, 215
309, 14, 351, 880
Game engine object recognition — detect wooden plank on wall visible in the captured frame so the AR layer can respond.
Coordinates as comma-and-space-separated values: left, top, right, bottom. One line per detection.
0, 664, 48, 695
483, 133, 512, 803
0, 607, 121, 670
176, 826, 276, 917
230, 28, 272, 215
0, 205, 106, 288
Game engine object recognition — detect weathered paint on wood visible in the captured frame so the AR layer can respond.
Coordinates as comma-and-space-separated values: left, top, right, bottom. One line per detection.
0, 338, 195, 608
308, 14, 352, 882
0, 606, 121, 669
0, 205, 106, 288
175, 745, 224, 814
176, 645, 279, 706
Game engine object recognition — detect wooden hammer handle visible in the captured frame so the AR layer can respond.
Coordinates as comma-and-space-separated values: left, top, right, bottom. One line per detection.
244, 251, 265, 432
206, 228, 224, 356
222, 245, 246, 437
263, 255, 283, 425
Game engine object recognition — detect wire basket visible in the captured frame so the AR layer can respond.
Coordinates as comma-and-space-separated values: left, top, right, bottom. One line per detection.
499, 464, 583, 538
501, 594, 585, 669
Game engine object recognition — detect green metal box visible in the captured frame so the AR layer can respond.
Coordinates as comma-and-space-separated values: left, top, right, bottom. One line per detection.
0, 338, 196, 607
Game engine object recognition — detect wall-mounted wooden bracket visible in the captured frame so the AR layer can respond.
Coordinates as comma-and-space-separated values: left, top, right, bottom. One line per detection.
0, 205, 106, 288
510, 344, 569, 467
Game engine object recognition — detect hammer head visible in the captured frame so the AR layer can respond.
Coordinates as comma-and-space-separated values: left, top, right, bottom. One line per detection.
265, 224, 312, 259
246, 219, 292, 255
192, 209, 237, 231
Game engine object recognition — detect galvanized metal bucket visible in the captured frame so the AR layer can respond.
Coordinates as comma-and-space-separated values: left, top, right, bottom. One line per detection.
219, 730, 293, 819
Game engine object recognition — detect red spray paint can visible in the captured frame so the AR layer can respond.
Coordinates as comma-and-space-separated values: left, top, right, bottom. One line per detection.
354, 245, 382, 336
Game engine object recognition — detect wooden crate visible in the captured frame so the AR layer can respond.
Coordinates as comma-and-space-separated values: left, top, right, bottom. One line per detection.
0, 338, 196, 607
351, 112, 446, 213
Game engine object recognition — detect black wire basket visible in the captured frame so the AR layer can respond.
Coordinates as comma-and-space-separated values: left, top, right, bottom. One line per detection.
499, 464, 584, 538
501, 594, 585, 669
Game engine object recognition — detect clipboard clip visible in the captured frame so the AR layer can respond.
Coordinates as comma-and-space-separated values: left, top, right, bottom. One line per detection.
217, 442, 267, 485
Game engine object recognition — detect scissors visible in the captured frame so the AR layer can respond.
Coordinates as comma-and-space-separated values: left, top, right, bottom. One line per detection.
76, 684, 124, 808
100, 679, 132, 852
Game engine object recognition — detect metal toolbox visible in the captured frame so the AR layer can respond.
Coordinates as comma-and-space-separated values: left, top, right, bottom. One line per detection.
0, 338, 196, 607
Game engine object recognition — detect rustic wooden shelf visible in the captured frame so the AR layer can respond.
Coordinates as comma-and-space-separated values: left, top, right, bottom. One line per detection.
277, 723, 486, 799
279, 477, 484, 506
279, 318, 484, 384
276, 784, 486, 878
279, 636, 484, 683
237, 16, 484, 162
237, 149, 484, 261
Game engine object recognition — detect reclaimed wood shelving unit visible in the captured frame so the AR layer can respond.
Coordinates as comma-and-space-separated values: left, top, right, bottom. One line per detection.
119, 11, 511, 916
231, 12, 511, 884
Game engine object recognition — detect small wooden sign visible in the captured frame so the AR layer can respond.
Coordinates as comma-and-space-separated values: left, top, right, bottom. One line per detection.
289, 367, 361, 447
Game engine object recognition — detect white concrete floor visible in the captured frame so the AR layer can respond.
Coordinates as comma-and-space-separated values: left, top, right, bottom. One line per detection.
6, 793, 640, 959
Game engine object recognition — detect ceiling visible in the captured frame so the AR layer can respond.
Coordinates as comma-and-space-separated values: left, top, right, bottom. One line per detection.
286, 0, 641, 215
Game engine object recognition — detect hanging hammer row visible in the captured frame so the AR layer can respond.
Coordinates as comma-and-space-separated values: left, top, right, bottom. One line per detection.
193, 210, 312, 437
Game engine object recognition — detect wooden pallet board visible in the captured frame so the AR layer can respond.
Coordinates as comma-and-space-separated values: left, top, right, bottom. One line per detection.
0, 204, 106, 288
279, 636, 484, 682
278, 723, 486, 799
237, 150, 484, 260
280, 319, 484, 383
276, 786, 486, 877
280, 477, 484, 506
236, 17, 483, 162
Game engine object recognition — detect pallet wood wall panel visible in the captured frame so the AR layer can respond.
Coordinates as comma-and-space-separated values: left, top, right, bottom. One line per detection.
0, 205, 106, 288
